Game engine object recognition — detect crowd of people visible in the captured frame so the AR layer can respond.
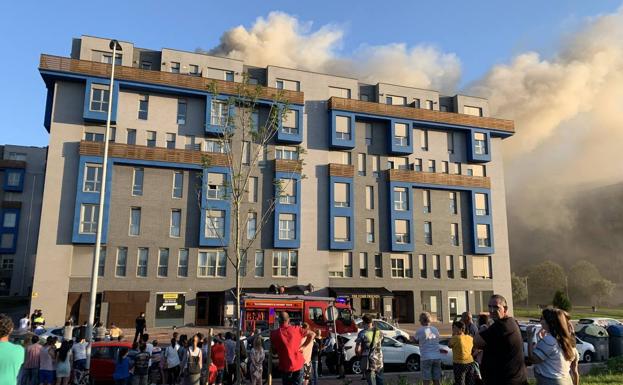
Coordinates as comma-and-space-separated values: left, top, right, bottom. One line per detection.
1, 293, 585, 385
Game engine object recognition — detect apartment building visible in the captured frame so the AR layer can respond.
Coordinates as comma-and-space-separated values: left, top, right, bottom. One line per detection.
31, 35, 515, 327
0, 145, 46, 297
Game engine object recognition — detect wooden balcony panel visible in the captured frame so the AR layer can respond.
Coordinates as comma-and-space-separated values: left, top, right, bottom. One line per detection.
275, 159, 302, 174
40, 54, 305, 105
79, 141, 230, 167
0, 160, 26, 169
388, 169, 490, 189
328, 97, 514, 133
328, 163, 354, 178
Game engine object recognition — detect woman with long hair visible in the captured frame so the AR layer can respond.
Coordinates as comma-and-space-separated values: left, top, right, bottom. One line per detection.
528, 308, 578, 385
249, 334, 265, 385
55, 340, 73, 385
185, 334, 203, 385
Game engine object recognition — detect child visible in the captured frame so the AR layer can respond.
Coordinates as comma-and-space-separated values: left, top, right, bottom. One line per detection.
448, 321, 475, 385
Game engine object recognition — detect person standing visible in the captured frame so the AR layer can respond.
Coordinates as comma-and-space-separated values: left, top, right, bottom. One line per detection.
300, 323, 314, 385
95, 322, 107, 342
449, 321, 475, 385
211, 338, 225, 385
72, 335, 89, 371
270, 312, 316, 385
223, 333, 236, 385
133, 344, 151, 385
527, 308, 577, 385
249, 336, 264, 385
310, 332, 321, 385
62, 322, 73, 342
0, 314, 25, 385
19, 313, 31, 332
415, 312, 442, 385
474, 294, 527, 385
134, 313, 147, 343
39, 337, 57, 385
110, 323, 123, 341
55, 340, 73, 385
164, 338, 181, 385
185, 334, 203, 385
461, 312, 479, 338
355, 315, 383, 385
113, 347, 131, 385
22, 334, 42, 385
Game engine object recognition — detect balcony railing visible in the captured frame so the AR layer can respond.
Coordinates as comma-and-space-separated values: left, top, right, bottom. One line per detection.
388, 169, 491, 189
329, 97, 514, 133
40, 54, 305, 104
328, 163, 354, 178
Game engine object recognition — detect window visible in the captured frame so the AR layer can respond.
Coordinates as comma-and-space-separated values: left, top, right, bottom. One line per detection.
282, 110, 299, 134
395, 220, 409, 244
391, 255, 412, 278
127, 129, 136, 145
477, 224, 490, 247
394, 187, 408, 211
447, 132, 455, 153
446, 255, 455, 278
158, 248, 169, 277
335, 116, 351, 140
276, 80, 283, 89
170, 210, 181, 237
138, 95, 149, 120
427, 160, 436, 173
98, 247, 106, 277
329, 151, 351, 165
277, 179, 296, 204
170, 62, 180, 73
132, 168, 144, 196
224, 71, 234, 82
474, 132, 487, 155
387, 157, 408, 170
453, 162, 462, 175
365, 186, 374, 210
331, 252, 353, 278
198, 250, 227, 277
251, 110, 259, 131
172, 171, 183, 199
146, 131, 156, 147
205, 139, 229, 153
333, 216, 349, 242
247, 212, 257, 239
419, 254, 427, 278
420, 129, 429, 150
411, 158, 421, 172
206, 210, 225, 238
459, 255, 467, 279
365, 123, 373, 145
275, 146, 298, 160
101, 52, 121, 65
141, 61, 152, 70
254, 251, 264, 277
334, 183, 349, 207
186, 135, 201, 151
464, 106, 483, 117
329, 87, 351, 98
422, 190, 431, 213
394, 123, 408, 146
361, 94, 370, 101
85, 132, 104, 142
273, 250, 298, 277
475, 193, 488, 215
178, 249, 189, 277
83, 164, 102, 192
249, 177, 258, 203
468, 165, 486, 177
89, 86, 109, 112
359, 252, 368, 278
357, 153, 366, 176
374, 254, 383, 277
473, 256, 492, 279
386, 95, 406, 105
371, 155, 380, 176
424, 222, 432, 245
80, 204, 98, 234
164, 133, 176, 150
441, 161, 449, 174
279, 214, 296, 240
3, 212, 16, 228
425, 100, 434, 110
115, 247, 127, 277
242, 141, 250, 165
207, 173, 226, 200
211, 100, 229, 126
137, 248, 149, 277
1, 234, 14, 249
240, 252, 248, 277
275, 79, 300, 91
449, 192, 457, 214
366, 219, 375, 243
129, 208, 141, 236
433, 255, 441, 278
451, 223, 459, 246
109, 127, 116, 142
189, 64, 199, 76
8, 152, 27, 161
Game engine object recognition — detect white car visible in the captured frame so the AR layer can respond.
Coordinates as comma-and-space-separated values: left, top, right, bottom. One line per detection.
342, 333, 453, 374
356, 319, 411, 342
519, 323, 596, 363
578, 318, 623, 328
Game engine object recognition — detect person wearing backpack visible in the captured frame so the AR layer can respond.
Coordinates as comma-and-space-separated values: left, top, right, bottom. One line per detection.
355, 315, 384, 385
185, 334, 203, 385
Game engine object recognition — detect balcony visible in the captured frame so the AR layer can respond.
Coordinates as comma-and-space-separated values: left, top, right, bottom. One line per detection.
388, 169, 490, 189
328, 163, 354, 178
0, 160, 26, 169
79, 141, 229, 167
328, 97, 514, 133
275, 159, 302, 174
40, 54, 305, 104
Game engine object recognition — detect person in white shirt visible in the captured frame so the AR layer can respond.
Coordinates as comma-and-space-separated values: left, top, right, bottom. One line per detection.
164, 337, 181, 385
18, 313, 30, 332
414, 312, 442, 385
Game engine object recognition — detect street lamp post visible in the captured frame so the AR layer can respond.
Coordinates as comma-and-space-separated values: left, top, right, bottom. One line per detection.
85, 39, 121, 368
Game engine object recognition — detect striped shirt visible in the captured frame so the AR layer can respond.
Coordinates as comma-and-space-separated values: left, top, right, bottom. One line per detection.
24, 343, 42, 369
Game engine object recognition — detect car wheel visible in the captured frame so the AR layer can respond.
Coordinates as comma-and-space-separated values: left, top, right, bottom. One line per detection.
406, 354, 420, 372
583, 351, 594, 363
350, 359, 362, 375
396, 336, 407, 343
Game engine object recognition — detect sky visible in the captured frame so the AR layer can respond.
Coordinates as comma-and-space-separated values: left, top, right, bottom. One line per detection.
0, 0, 621, 147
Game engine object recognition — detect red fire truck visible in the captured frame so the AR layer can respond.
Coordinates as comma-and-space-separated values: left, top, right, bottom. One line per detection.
241, 293, 357, 337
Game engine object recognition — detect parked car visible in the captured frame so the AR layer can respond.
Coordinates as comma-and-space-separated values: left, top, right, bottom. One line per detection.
355, 319, 411, 343
519, 323, 596, 363
341, 333, 420, 374
90, 341, 133, 383
437, 338, 460, 367
578, 318, 623, 328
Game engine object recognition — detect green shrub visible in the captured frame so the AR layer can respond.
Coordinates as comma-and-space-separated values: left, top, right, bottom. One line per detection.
552, 290, 572, 312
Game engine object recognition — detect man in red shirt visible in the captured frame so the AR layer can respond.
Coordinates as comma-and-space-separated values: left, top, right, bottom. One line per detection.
211, 338, 226, 385
271, 312, 316, 385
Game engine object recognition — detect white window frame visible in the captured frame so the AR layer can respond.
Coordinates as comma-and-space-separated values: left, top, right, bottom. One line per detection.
132, 168, 144, 196
138, 95, 149, 120
158, 248, 169, 277
272, 250, 298, 277
254, 251, 264, 277
170, 210, 181, 237
424, 222, 432, 245
278, 179, 296, 204
278, 214, 296, 240
198, 250, 227, 278
172, 171, 183, 199
129, 207, 141, 236
80, 204, 98, 234
247, 212, 257, 240
393, 187, 408, 211
115, 247, 127, 277
89, 86, 110, 112
210, 100, 229, 127
83, 163, 102, 192
205, 211, 225, 239
136, 248, 149, 277
275, 146, 298, 160
177, 249, 189, 277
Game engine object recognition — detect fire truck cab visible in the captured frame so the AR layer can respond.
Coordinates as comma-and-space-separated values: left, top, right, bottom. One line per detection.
241, 293, 357, 337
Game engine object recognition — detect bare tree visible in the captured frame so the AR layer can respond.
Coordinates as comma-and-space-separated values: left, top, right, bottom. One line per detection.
199, 75, 304, 383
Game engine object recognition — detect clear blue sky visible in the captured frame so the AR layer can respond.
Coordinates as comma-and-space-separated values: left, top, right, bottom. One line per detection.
1, 0, 620, 147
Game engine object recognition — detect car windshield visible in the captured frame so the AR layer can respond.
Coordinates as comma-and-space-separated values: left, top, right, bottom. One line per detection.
337, 308, 352, 323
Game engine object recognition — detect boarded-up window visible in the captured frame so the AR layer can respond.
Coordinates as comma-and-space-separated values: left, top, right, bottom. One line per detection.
334, 183, 349, 205
395, 219, 408, 234
336, 116, 351, 133
334, 216, 349, 241
395, 122, 408, 137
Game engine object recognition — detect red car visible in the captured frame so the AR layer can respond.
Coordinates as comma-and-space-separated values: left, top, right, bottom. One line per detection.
90, 341, 217, 384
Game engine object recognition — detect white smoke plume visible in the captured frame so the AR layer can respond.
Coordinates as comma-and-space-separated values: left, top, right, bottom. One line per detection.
209, 11, 461, 93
